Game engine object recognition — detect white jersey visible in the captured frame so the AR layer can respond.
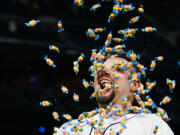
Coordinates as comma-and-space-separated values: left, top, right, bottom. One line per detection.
55, 113, 174, 135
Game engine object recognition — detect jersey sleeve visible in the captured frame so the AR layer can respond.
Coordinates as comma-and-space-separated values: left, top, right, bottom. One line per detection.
146, 114, 174, 135
54, 122, 72, 135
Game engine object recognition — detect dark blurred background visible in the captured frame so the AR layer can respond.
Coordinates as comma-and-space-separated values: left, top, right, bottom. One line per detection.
0, 0, 179, 134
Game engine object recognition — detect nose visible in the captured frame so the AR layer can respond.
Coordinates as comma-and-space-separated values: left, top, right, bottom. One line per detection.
100, 69, 109, 76
98, 67, 111, 78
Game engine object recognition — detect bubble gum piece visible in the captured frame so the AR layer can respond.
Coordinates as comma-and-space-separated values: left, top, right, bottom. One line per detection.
118, 29, 125, 35
112, 38, 124, 43
107, 31, 113, 41
161, 112, 171, 121
96, 50, 106, 61
129, 16, 140, 24
123, 4, 135, 12
94, 27, 106, 33
62, 130, 68, 135
25, 19, 40, 27
126, 28, 138, 34
108, 13, 116, 23
54, 126, 60, 133
105, 31, 113, 46
118, 128, 125, 134
61, 85, 69, 94
73, 61, 79, 67
57, 20, 64, 32
146, 80, 156, 90
160, 96, 171, 106
44, 55, 56, 68
73, 66, 79, 75
78, 112, 87, 121
121, 97, 128, 108
90, 3, 101, 12
156, 107, 165, 115
90, 49, 97, 62
113, 3, 123, 15
153, 125, 159, 134
102, 83, 111, 89
126, 50, 140, 61
138, 7, 144, 13
115, 0, 124, 4
142, 27, 157, 32
166, 78, 176, 93
89, 81, 94, 88
78, 53, 85, 63
111, 84, 120, 89
40, 101, 52, 107
82, 79, 89, 89
86, 28, 94, 36
87, 118, 97, 125
155, 56, 164, 61
146, 95, 156, 109
107, 102, 113, 110
104, 46, 113, 54
74, 0, 84, 8
49, 44, 60, 53
113, 44, 126, 53
86, 28, 100, 40
87, 108, 99, 118
98, 88, 105, 99
109, 129, 116, 135
62, 114, 73, 122
98, 117, 104, 125
137, 83, 145, 94
114, 74, 120, 79
52, 112, 60, 121
90, 92, 96, 99
73, 93, 79, 102
149, 60, 156, 71
144, 101, 151, 107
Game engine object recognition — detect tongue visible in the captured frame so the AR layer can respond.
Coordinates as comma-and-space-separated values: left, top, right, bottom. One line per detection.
103, 87, 111, 94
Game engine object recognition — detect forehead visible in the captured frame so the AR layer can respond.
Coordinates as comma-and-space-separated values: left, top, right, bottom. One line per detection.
103, 57, 128, 67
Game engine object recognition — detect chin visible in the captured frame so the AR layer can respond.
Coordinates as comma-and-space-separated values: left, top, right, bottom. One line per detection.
96, 90, 115, 105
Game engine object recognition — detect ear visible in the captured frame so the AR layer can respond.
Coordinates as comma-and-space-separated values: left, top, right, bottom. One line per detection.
130, 81, 140, 92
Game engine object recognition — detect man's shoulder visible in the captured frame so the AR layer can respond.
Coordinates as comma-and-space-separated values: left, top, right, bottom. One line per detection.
54, 119, 84, 135
134, 113, 163, 120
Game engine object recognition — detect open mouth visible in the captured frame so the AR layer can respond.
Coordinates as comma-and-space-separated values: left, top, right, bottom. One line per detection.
99, 78, 113, 94
99, 79, 111, 88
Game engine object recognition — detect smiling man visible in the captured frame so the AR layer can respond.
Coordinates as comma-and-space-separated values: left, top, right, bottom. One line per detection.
94, 55, 138, 110
55, 53, 174, 135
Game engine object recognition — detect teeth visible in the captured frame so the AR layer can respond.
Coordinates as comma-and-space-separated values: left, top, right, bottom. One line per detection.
101, 80, 110, 85
100, 80, 111, 89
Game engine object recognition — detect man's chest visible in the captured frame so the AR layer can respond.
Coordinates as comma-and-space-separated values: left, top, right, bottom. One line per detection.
78, 115, 145, 135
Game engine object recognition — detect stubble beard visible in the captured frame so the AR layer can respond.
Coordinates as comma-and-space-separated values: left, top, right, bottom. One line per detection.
96, 89, 115, 105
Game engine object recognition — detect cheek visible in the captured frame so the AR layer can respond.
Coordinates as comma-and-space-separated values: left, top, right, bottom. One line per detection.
114, 75, 130, 88
94, 77, 99, 90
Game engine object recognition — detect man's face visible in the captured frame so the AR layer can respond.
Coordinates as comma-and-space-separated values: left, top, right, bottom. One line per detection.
94, 57, 133, 105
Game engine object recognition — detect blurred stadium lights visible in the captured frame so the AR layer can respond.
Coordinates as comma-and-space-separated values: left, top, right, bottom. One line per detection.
65, 49, 78, 56
8, 20, 17, 33
29, 75, 38, 84
19, 0, 29, 6
0, 36, 48, 46
143, 13, 180, 47
69, 2, 79, 15
155, 31, 180, 47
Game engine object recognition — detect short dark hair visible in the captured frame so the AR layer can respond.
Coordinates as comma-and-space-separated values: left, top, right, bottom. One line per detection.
105, 52, 141, 103
105, 52, 140, 74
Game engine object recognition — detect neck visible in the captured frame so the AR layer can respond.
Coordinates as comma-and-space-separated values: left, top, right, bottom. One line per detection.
98, 100, 132, 113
